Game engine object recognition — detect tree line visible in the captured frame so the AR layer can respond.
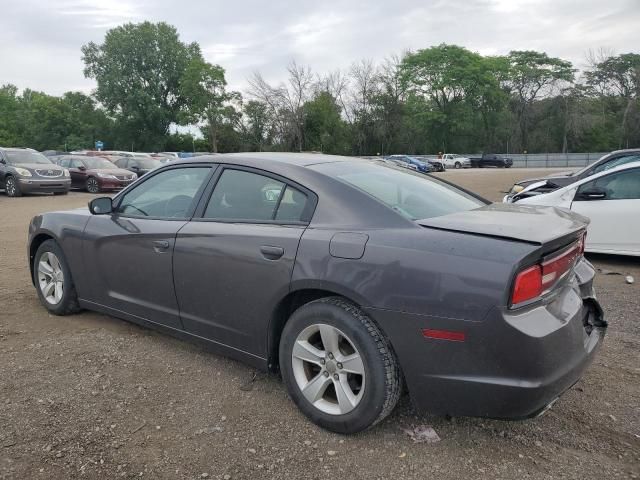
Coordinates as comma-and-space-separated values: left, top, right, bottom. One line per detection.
1, 22, 638, 154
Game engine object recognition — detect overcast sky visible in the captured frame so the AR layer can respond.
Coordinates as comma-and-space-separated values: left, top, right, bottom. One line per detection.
1, 0, 639, 97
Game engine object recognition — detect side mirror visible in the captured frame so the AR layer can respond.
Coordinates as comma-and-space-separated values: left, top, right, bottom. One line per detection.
0, 158, 6, 164
131, 165, 139, 170
78, 165, 87, 171
89, 197, 113, 215
577, 187, 607, 200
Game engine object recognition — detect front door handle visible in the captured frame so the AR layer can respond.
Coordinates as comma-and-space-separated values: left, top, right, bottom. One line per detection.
260, 245, 284, 260
153, 240, 170, 252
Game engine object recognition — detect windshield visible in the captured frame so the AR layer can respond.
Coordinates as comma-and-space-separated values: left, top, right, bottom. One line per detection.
5, 151, 52, 165
83, 157, 116, 169
134, 158, 162, 169
311, 161, 485, 220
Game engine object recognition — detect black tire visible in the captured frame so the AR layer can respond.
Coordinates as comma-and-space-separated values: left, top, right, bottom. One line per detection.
454, 161, 461, 169
86, 177, 100, 193
279, 297, 402, 434
33, 239, 81, 316
5, 176, 22, 197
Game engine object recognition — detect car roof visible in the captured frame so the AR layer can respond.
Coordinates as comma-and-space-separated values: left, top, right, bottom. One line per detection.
0, 147, 37, 152
170, 152, 354, 168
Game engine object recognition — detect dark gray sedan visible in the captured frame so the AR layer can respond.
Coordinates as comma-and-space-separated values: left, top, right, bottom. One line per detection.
27, 153, 607, 433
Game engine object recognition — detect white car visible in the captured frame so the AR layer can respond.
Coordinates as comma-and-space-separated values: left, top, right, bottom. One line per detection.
441, 154, 471, 169
505, 162, 640, 256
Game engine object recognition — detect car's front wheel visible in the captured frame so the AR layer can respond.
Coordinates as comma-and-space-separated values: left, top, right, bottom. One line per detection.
279, 297, 402, 433
33, 240, 81, 315
86, 177, 100, 193
454, 161, 461, 169
5, 176, 22, 197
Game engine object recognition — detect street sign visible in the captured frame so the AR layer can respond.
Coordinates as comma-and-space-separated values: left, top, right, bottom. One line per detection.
95, 140, 104, 151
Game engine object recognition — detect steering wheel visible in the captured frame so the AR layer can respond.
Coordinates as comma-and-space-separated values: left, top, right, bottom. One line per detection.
164, 195, 192, 217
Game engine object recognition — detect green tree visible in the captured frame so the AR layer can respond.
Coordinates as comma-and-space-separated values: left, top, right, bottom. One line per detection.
506, 51, 575, 151
181, 59, 240, 152
0, 84, 20, 146
400, 44, 500, 152
303, 91, 348, 154
82, 22, 203, 151
586, 53, 640, 148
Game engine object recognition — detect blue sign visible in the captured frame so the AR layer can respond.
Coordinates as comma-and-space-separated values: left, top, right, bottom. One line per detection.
95, 140, 104, 151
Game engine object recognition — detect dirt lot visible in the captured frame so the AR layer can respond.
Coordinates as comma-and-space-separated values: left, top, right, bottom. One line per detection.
1, 168, 639, 479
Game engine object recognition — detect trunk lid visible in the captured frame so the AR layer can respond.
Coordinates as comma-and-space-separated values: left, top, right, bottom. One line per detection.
417, 203, 588, 245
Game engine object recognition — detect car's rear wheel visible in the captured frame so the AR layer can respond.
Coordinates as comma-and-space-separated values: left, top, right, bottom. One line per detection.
33, 240, 81, 315
279, 297, 402, 433
86, 177, 100, 193
5, 176, 22, 197
454, 161, 461, 169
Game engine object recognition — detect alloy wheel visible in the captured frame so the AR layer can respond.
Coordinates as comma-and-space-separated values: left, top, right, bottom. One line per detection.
86, 178, 99, 193
291, 324, 365, 415
37, 252, 64, 305
6, 177, 17, 196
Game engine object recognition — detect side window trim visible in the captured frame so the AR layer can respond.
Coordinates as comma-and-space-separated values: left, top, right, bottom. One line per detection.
192, 164, 318, 225
111, 164, 216, 220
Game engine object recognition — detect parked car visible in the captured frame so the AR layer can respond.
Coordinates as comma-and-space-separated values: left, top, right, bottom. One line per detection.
113, 157, 163, 177
52, 155, 137, 193
41, 150, 68, 157
441, 153, 472, 169
506, 161, 640, 256
385, 155, 433, 173
28, 153, 606, 433
470, 153, 513, 168
0, 147, 70, 197
418, 156, 446, 172
505, 149, 640, 201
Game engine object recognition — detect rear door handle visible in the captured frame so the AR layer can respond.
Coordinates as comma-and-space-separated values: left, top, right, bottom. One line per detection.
260, 245, 284, 260
153, 240, 170, 252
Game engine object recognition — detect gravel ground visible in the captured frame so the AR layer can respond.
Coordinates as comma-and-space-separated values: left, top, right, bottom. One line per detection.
1, 168, 638, 479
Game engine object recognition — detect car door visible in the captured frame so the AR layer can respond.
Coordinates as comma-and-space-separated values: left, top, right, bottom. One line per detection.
571, 167, 640, 254
82, 165, 213, 328
173, 166, 316, 357
68, 157, 88, 188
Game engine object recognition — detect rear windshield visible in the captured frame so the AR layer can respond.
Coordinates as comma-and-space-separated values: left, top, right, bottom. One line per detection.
311, 161, 486, 220
5, 151, 52, 165
133, 158, 162, 169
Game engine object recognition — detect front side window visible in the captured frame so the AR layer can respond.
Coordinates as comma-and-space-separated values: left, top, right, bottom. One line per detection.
312, 161, 485, 220
577, 168, 640, 200
204, 169, 286, 221
117, 167, 210, 218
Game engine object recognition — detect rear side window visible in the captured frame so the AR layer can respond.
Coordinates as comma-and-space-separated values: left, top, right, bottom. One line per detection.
204, 169, 309, 223
275, 186, 308, 222
312, 161, 485, 220
204, 169, 285, 221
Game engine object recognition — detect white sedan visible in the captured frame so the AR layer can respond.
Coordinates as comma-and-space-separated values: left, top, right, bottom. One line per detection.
505, 162, 640, 256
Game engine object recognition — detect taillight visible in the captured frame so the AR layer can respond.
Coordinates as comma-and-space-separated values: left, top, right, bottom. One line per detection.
512, 265, 542, 305
510, 236, 583, 307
